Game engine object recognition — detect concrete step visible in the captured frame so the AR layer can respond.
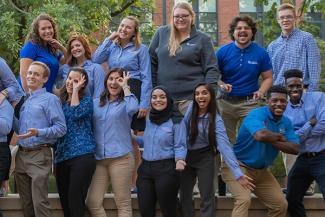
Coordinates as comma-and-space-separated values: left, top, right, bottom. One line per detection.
0, 193, 324, 217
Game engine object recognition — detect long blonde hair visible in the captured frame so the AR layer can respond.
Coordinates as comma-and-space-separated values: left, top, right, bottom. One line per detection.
168, 2, 195, 56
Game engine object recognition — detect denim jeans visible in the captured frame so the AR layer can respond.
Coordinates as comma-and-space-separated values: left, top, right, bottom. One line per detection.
287, 153, 325, 217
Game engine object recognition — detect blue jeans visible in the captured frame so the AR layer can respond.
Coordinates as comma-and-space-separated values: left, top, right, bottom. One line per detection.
286, 153, 325, 217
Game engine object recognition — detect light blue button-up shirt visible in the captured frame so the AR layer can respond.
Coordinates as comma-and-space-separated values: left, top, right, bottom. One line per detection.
267, 28, 321, 91
181, 104, 244, 180
15, 88, 67, 147
284, 92, 325, 153
0, 57, 24, 103
93, 95, 139, 159
92, 38, 152, 109
58, 60, 105, 98
0, 99, 14, 142
136, 119, 187, 161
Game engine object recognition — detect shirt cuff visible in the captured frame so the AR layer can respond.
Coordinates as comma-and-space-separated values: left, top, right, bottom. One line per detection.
37, 129, 46, 137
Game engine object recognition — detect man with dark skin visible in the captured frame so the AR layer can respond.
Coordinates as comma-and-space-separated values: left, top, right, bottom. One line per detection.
221, 85, 299, 217
283, 69, 325, 217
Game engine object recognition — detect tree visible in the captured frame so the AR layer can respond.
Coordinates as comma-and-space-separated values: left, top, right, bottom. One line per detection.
0, 0, 154, 72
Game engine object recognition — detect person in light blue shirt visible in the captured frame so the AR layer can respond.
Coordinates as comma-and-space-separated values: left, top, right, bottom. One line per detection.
179, 83, 253, 217
14, 61, 66, 217
283, 69, 325, 217
135, 86, 186, 217
55, 67, 96, 217
0, 57, 24, 105
93, 15, 151, 131
267, 3, 320, 91
86, 68, 138, 217
0, 98, 14, 209
222, 85, 299, 217
57, 34, 105, 98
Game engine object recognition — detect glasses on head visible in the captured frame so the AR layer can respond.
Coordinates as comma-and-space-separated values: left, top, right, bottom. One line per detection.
173, 14, 190, 21
278, 15, 295, 21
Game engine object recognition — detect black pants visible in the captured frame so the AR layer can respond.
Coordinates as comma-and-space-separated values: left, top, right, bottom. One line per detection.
0, 142, 11, 181
56, 154, 95, 217
136, 159, 180, 217
129, 78, 146, 131
180, 146, 216, 217
287, 153, 325, 217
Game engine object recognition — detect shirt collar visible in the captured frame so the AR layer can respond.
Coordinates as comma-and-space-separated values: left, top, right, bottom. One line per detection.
288, 92, 306, 108
233, 41, 253, 52
83, 59, 92, 66
281, 28, 298, 39
29, 88, 46, 97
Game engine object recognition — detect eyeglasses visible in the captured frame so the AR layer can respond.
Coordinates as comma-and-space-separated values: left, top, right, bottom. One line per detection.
278, 15, 295, 21
173, 14, 190, 21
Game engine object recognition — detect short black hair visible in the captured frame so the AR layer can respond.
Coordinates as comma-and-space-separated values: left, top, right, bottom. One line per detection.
267, 85, 287, 98
284, 69, 303, 81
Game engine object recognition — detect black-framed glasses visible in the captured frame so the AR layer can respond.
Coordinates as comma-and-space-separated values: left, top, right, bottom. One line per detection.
173, 14, 190, 21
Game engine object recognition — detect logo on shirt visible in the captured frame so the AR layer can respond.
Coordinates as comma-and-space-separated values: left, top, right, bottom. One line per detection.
186, 42, 196, 46
248, 60, 258, 65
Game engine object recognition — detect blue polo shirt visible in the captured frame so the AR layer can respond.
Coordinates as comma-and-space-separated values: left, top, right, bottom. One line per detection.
234, 106, 299, 169
216, 42, 272, 96
20, 41, 62, 92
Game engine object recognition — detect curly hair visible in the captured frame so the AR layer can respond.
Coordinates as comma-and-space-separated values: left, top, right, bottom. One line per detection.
26, 13, 59, 53
228, 15, 257, 41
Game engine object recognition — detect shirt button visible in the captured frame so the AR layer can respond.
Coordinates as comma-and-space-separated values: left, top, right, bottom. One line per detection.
241, 54, 243, 56
240, 59, 243, 61
240, 64, 242, 66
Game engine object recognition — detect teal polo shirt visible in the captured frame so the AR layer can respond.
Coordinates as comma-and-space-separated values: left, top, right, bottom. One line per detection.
234, 106, 299, 169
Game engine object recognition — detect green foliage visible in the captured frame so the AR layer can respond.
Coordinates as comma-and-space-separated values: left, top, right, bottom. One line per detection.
0, 0, 154, 73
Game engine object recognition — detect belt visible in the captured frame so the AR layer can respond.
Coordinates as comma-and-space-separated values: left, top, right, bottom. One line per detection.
300, 150, 325, 158
19, 144, 50, 152
220, 94, 254, 101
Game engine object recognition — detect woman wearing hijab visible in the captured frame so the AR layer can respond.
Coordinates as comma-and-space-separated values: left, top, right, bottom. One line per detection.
135, 86, 187, 217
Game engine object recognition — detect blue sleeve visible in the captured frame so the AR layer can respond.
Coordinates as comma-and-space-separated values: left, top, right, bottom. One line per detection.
37, 96, 67, 138
215, 115, 243, 180
68, 97, 93, 120
92, 63, 106, 98
20, 42, 37, 59
0, 100, 14, 135
0, 58, 23, 103
138, 45, 152, 109
304, 33, 320, 91
124, 94, 139, 117
216, 48, 224, 73
310, 93, 325, 136
243, 109, 267, 136
135, 135, 144, 148
92, 38, 113, 64
260, 50, 272, 73
283, 118, 300, 144
173, 123, 187, 160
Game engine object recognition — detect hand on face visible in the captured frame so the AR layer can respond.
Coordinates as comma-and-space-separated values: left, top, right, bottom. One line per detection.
108, 31, 120, 41
73, 75, 86, 92
48, 39, 64, 50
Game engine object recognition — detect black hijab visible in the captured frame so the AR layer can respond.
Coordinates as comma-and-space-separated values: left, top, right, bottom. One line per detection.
149, 86, 173, 125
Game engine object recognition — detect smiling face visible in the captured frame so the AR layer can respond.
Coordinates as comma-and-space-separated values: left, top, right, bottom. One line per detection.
151, 89, 168, 111
285, 77, 304, 105
118, 18, 136, 42
26, 64, 48, 92
233, 21, 253, 48
173, 8, 193, 33
70, 40, 86, 60
38, 20, 54, 42
106, 71, 122, 100
268, 92, 288, 119
195, 85, 211, 114
65, 70, 82, 94
277, 9, 296, 33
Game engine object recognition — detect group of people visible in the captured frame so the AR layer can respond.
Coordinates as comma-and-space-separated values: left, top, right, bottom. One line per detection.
0, 1, 323, 217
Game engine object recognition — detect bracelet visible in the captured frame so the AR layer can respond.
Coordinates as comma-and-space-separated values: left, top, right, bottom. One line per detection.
122, 85, 130, 90
0, 90, 8, 97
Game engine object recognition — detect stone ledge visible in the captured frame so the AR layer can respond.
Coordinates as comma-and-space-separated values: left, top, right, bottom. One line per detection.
0, 193, 324, 217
